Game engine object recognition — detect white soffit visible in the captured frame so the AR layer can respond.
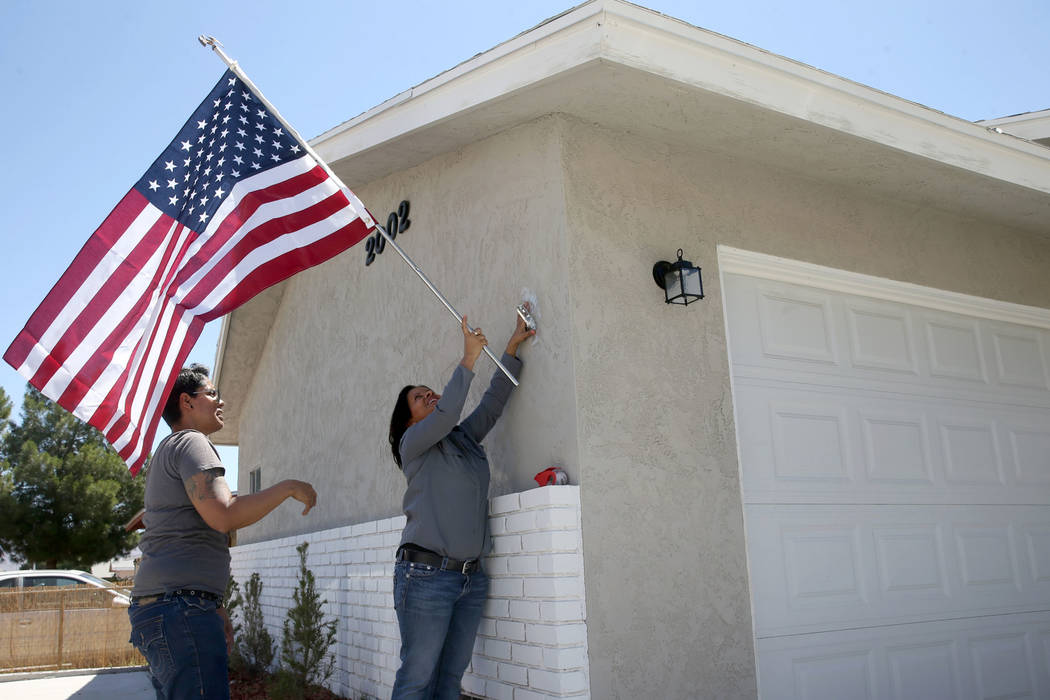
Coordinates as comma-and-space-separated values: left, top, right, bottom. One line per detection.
313, 0, 1050, 235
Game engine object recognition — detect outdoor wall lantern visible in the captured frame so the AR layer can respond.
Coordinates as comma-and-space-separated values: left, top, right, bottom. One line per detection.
652, 249, 704, 305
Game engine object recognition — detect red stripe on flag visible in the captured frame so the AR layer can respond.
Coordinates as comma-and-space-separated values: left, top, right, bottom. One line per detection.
201, 216, 374, 321
91, 282, 185, 433
168, 165, 333, 294
55, 217, 196, 411
179, 188, 356, 312
31, 207, 181, 393
110, 316, 204, 474
101, 306, 190, 448
4, 190, 149, 370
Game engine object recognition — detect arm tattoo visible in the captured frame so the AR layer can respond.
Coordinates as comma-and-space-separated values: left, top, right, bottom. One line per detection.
186, 471, 221, 502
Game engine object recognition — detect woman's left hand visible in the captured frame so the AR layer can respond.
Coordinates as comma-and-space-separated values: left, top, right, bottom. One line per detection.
505, 302, 536, 357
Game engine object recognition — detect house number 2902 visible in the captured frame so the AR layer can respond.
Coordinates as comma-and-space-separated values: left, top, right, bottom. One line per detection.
364, 200, 411, 266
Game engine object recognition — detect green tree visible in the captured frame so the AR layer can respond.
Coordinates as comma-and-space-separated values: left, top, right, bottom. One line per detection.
0, 387, 11, 434
0, 385, 144, 569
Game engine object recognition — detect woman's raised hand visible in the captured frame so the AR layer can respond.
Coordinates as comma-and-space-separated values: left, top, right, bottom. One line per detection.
461, 315, 487, 370
505, 302, 536, 357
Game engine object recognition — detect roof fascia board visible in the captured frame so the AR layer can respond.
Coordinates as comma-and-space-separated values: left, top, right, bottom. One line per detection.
978, 109, 1050, 141
598, 3, 1050, 193
313, 0, 1050, 196
313, 2, 606, 165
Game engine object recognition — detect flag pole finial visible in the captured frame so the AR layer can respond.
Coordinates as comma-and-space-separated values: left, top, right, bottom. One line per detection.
197, 35, 237, 71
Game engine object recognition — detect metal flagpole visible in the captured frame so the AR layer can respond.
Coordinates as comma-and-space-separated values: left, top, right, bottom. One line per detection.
198, 36, 519, 386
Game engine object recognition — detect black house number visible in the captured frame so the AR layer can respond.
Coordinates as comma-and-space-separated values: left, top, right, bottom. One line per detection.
364, 200, 411, 266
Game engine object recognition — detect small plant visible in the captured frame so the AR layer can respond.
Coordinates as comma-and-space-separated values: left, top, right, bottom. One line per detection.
268, 667, 301, 700
223, 576, 244, 670
276, 542, 337, 695
237, 572, 276, 676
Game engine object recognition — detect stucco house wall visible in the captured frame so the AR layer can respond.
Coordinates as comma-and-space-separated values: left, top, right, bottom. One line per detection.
214, 2, 1050, 697
556, 116, 1050, 698
234, 116, 579, 543
228, 101, 1050, 697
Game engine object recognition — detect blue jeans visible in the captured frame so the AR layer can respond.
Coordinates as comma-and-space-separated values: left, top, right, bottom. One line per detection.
392, 560, 489, 700
128, 594, 230, 700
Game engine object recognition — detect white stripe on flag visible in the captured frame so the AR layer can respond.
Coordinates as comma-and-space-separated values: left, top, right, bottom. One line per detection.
174, 158, 336, 301
15, 203, 166, 383
104, 294, 194, 448
61, 217, 194, 420
187, 202, 364, 315
183, 155, 320, 261
40, 214, 186, 402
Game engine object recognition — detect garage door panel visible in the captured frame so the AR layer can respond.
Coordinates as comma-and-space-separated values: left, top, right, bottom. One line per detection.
939, 418, 1004, 486
746, 505, 1050, 637
755, 284, 839, 365
723, 253, 1050, 699
756, 612, 1050, 700
844, 301, 918, 376
725, 272, 1050, 402
734, 382, 1050, 504
1027, 524, 1050, 585
987, 323, 1050, 391
1009, 420, 1050, 485
924, 314, 988, 384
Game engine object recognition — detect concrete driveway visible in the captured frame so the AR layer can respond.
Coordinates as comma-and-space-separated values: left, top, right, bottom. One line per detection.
0, 667, 154, 699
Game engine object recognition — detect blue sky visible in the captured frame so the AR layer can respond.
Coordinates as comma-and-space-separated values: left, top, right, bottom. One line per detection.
2, 0, 1047, 487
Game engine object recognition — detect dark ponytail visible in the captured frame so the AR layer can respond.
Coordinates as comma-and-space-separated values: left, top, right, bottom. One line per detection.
388, 385, 415, 469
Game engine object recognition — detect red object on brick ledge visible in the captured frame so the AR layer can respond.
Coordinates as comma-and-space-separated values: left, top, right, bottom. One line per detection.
534, 467, 568, 486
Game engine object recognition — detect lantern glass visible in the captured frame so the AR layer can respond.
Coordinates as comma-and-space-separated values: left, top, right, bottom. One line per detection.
653, 250, 704, 305
665, 263, 703, 305
664, 268, 683, 302
679, 266, 703, 301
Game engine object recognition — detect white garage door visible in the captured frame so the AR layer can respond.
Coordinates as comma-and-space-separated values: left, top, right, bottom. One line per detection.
721, 248, 1050, 700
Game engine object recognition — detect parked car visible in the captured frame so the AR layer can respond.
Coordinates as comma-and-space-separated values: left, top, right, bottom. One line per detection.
0, 569, 131, 606
0, 569, 136, 671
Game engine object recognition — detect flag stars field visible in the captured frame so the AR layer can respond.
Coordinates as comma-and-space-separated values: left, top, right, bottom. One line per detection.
140, 78, 304, 225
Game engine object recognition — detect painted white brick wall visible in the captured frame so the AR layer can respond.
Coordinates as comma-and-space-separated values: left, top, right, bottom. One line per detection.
230, 485, 589, 699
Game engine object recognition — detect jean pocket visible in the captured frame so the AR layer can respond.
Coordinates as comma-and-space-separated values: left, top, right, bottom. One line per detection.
406, 562, 438, 578
394, 561, 438, 610
180, 596, 218, 615
131, 614, 175, 686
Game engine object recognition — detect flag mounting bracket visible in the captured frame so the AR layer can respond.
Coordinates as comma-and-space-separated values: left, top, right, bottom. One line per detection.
198, 36, 520, 386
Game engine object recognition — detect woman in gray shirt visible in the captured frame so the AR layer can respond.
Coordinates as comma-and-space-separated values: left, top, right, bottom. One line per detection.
387, 309, 533, 700
129, 363, 317, 699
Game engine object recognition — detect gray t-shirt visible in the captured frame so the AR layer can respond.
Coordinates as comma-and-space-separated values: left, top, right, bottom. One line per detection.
132, 430, 230, 597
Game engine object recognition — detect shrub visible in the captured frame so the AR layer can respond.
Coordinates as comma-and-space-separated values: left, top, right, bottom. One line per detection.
237, 572, 275, 675
224, 576, 244, 670
278, 542, 337, 693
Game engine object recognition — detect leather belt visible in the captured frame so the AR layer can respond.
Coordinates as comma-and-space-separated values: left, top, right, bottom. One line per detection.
397, 547, 480, 575
132, 588, 223, 606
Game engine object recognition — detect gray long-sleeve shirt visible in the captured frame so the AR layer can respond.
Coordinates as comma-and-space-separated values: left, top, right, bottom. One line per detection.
398, 352, 522, 560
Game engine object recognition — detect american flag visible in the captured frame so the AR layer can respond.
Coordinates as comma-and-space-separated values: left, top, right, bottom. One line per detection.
4, 69, 375, 474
